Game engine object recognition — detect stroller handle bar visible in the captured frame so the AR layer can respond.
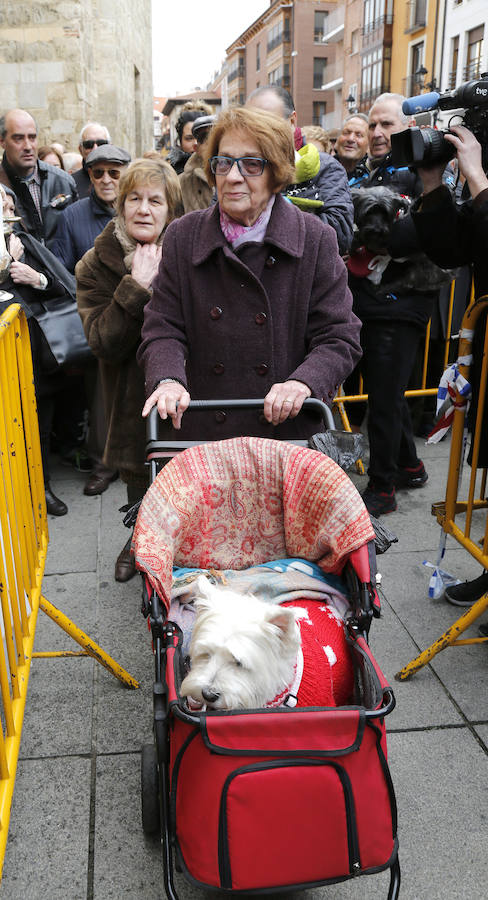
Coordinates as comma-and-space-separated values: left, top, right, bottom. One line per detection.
147, 397, 334, 444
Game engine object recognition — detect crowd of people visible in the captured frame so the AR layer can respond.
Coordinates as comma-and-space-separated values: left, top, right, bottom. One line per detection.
1, 88, 485, 604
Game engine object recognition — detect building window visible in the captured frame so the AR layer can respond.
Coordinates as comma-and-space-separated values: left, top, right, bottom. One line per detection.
268, 64, 290, 89
361, 45, 390, 105
313, 57, 327, 90
449, 35, 459, 89
267, 19, 290, 54
464, 24, 484, 80
256, 43, 260, 71
351, 29, 360, 55
228, 56, 245, 84
313, 101, 327, 126
314, 11, 329, 42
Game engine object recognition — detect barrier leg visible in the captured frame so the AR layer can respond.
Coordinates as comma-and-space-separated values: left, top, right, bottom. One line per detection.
395, 592, 488, 681
39, 595, 139, 689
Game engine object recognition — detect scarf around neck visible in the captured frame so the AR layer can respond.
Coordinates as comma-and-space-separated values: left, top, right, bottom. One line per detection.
219, 194, 275, 249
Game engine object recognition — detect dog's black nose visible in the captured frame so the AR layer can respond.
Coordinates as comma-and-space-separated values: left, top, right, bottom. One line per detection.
202, 688, 220, 703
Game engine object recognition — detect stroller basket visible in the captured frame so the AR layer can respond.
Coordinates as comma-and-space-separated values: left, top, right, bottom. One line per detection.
135, 405, 400, 899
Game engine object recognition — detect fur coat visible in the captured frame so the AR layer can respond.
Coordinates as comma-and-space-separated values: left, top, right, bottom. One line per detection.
75, 220, 151, 475
179, 152, 213, 213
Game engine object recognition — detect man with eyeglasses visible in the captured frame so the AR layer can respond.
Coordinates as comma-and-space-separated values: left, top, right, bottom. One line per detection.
51, 143, 131, 496
0, 107, 78, 246
51, 144, 131, 273
73, 121, 112, 199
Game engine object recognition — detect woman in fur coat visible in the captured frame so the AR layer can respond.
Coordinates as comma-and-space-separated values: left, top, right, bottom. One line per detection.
76, 159, 183, 581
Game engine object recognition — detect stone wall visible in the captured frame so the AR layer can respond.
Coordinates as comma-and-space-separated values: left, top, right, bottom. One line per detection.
0, 0, 153, 155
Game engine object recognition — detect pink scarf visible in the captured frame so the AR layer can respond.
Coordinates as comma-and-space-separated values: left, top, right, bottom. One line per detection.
219, 195, 275, 249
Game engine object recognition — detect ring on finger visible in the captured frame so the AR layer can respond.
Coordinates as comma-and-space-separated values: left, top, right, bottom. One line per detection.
284, 398, 293, 404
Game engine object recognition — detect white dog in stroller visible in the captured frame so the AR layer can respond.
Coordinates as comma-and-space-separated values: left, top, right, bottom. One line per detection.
180, 575, 354, 711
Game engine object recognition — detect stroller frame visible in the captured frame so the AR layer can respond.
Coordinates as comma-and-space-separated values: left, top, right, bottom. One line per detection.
139, 401, 401, 899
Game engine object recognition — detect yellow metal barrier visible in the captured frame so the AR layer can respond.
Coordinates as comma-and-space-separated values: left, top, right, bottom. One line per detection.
396, 295, 488, 680
0, 305, 138, 875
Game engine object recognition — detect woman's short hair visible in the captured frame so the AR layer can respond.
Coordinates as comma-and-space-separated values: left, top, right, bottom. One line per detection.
38, 145, 64, 168
116, 158, 184, 223
203, 106, 295, 193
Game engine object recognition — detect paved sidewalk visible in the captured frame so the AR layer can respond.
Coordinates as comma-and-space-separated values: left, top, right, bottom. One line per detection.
1, 433, 488, 899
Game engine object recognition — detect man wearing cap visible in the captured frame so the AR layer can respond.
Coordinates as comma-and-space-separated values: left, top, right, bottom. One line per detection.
73, 121, 112, 199
0, 107, 78, 246
179, 115, 215, 213
51, 144, 131, 497
51, 144, 131, 273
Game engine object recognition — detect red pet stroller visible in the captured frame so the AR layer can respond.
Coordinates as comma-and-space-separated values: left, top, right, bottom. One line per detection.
134, 400, 400, 899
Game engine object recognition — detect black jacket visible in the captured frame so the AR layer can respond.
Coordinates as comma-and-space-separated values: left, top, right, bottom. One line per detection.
72, 163, 92, 200
413, 183, 488, 465
0, 156, 78, 247
51, 191, 115, 273
349, 153, 434, 326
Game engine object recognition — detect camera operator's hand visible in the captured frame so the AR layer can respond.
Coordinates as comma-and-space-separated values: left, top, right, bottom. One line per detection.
443, 125, 488, 200
417, 161, 445, 195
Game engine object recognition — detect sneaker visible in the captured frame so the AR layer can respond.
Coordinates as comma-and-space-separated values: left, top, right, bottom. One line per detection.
362, 484, 397, 517
395, 461, 428, 490
444, 572, 488, 607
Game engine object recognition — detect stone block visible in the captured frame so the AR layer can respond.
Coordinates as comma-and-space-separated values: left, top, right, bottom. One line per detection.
50, 119, 76, 138
0, 84, 18, 108
35, 60, 65, 82
0, 61, 20, 81
18, 82, 46, 108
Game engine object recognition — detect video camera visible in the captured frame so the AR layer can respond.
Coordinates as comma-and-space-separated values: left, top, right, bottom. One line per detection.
390, 75, 488, 168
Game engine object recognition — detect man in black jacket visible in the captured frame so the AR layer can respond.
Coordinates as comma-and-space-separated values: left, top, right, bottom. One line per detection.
347, 93, 432, 516
0, 108, 77, 246
413, 124, 488, 610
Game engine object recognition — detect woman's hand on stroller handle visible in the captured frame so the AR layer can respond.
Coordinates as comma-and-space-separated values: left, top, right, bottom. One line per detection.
142, 380, 191, 430
264, 380, 312, 426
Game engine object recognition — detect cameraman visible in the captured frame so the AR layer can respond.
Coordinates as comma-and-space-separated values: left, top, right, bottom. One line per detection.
413, 125, 488, 611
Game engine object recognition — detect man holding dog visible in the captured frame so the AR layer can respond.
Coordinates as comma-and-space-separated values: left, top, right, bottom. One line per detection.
347, 93, 433, 516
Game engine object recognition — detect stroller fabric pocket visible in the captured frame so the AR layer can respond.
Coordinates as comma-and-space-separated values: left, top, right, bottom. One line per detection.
219, 758, 360, 889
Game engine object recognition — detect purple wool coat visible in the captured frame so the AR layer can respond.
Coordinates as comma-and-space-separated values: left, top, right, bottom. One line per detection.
137, 194, 362, 441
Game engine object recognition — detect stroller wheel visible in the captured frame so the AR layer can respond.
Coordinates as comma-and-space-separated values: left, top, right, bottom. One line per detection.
141, 742, 160, 836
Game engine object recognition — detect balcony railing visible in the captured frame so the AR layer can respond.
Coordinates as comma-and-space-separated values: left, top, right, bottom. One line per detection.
320, 61, 344, 90
267, 30, 290, 53
362, 15, 393, 37
359, 84, 390, 110
402, 73, 424, 96
447, 69, 457, 89
228, 65, 245, 84
463, 59, 483, 80
404, 0, 426, 33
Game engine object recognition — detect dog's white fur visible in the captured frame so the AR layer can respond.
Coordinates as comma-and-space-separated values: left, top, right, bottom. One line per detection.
180, 576, 302, 710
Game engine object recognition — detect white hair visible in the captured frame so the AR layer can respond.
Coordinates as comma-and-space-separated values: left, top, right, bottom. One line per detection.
369, 93, 408, 124
78, 121, 111, 144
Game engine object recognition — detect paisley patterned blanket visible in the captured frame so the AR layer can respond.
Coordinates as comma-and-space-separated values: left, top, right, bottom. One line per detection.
133, 436, 374, 613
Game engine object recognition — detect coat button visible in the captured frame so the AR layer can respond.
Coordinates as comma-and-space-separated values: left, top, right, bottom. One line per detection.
213, 363, 225, 374
255, 312, 267, 325
210, 306, 222, 319
215, 411, 226, 423
265, 256, 276, 268
256, 364, 269, 376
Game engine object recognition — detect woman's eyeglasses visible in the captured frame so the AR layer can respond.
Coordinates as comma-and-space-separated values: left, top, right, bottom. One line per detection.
90, 167, 122, 180
210, 156, 268, 177
82, 138, 109, 150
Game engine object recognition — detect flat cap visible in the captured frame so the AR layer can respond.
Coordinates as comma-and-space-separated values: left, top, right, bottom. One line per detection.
85, 144, 131, 167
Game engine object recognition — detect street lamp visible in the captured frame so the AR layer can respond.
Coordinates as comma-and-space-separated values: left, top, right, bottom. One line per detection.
346, 93, 357, 113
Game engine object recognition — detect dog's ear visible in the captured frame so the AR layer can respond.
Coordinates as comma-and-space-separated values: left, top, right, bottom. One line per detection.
264, 606, 297, 639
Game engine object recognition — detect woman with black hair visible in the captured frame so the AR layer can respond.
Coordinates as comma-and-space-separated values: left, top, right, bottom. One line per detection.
167, 101, 212, 175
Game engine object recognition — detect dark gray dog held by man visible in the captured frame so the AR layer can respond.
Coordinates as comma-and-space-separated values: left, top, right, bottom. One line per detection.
350, 185, 455, 293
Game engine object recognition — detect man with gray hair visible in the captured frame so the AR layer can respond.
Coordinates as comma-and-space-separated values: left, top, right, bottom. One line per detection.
73, 121, 111, 198
335, 113, 370, 185
345, 92, 432, 516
